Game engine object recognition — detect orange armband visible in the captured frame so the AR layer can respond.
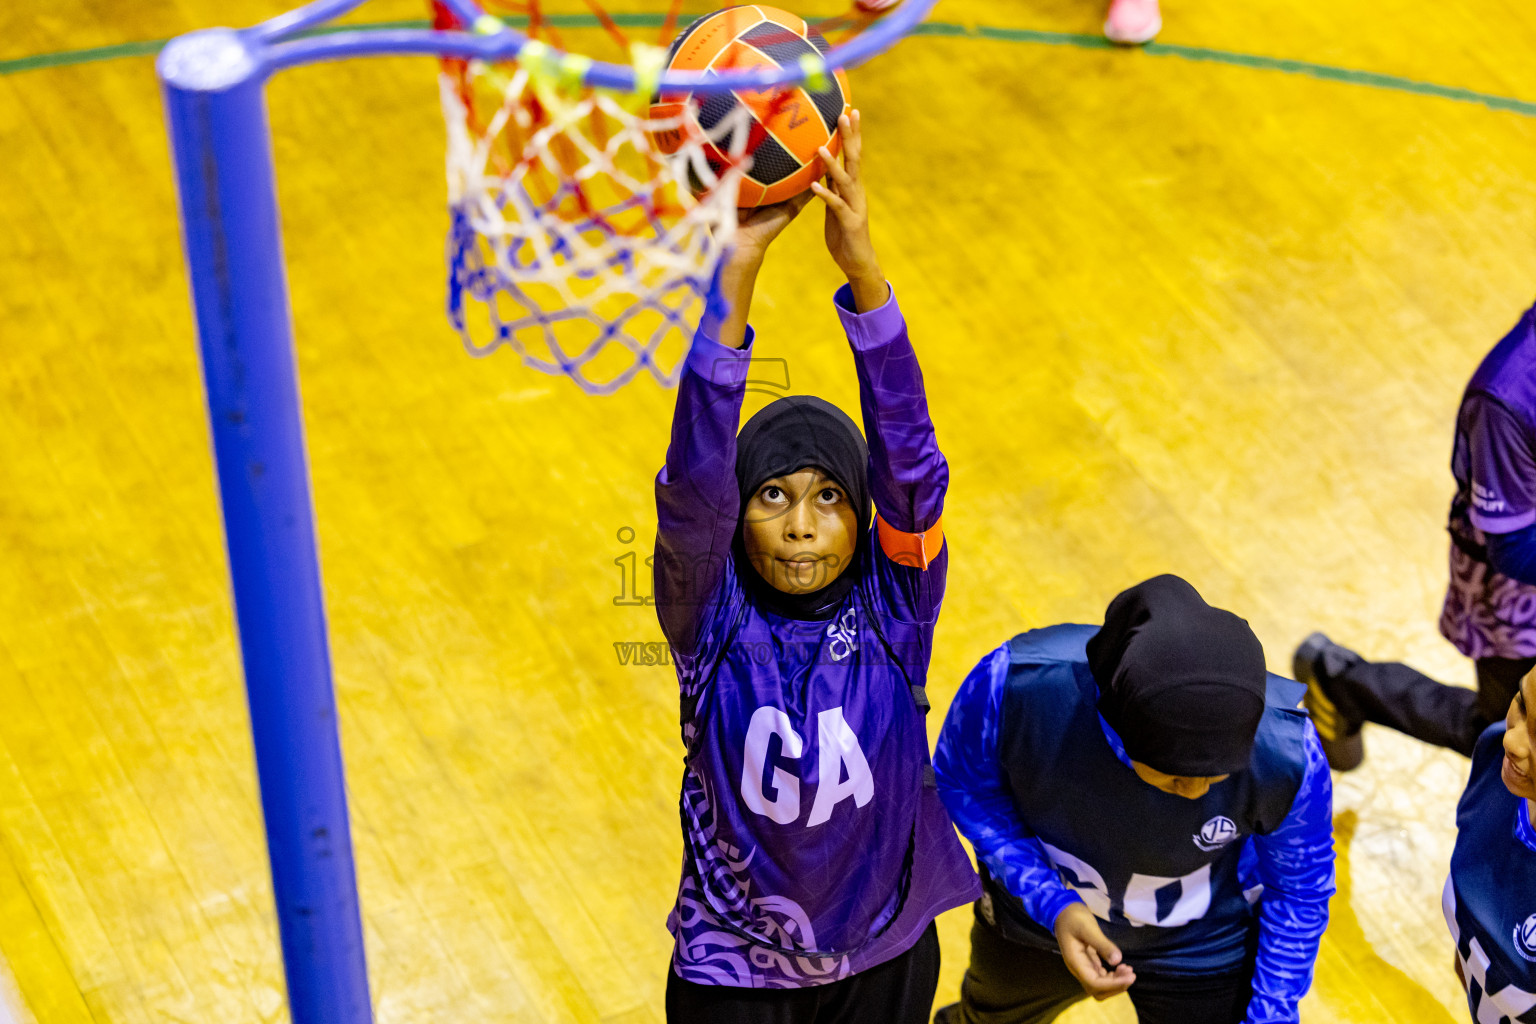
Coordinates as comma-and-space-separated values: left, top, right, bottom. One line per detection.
876, 513, 945, 570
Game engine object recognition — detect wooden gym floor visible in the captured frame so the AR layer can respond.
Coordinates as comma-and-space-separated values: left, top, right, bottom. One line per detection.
3, 0, 1535, 1020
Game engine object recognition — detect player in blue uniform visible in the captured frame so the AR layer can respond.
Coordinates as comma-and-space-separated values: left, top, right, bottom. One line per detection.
932, 576, 1334, 1024
1444, 666, 1536, 1024
655, 113, 979, 1023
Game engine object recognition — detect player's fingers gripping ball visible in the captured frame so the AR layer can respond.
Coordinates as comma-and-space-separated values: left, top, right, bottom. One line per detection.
648, 6, 852, 207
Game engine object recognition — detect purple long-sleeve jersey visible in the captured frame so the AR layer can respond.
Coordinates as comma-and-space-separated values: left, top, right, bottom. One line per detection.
1440, 301, 1536, 659
654, 284, 980, 988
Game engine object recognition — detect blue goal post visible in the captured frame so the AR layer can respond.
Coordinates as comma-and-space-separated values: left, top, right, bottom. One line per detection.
155, 1, 934, 1019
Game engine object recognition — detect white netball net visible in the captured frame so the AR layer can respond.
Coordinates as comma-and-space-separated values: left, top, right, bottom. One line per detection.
441, 49, 753, 394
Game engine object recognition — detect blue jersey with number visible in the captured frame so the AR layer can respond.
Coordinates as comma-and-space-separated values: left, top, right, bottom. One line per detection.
1445, 724, 1536, 1024
937, 625, 1334, 1023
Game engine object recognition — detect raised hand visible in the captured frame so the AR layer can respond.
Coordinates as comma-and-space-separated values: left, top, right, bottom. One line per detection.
810, 110, 886, 311
1054, 902, 1137, 1000
733, 190, 815, 261
713, 191, 813, 350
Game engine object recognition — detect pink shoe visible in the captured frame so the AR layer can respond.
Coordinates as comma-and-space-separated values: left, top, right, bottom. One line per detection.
1104, 0, 1162, 44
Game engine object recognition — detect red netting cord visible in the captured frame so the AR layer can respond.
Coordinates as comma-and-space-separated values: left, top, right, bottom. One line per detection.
577, 0, 632, 55
432, 1, 477, 128
812, 14, 860, 40
658, 0, 686, 48
528, 4, 563, 51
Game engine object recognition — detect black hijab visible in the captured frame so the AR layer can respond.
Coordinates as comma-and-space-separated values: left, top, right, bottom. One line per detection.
1085, 574, 1268, 777
733, 396, 871, 621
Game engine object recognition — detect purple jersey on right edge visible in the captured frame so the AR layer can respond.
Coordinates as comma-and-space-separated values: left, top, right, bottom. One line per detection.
1441, 301, 1536, 660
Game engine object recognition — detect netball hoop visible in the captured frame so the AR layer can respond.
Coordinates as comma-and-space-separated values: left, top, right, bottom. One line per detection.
156, 1, 933, 1022
435, 3, 754, 393
434, 1, 928, 392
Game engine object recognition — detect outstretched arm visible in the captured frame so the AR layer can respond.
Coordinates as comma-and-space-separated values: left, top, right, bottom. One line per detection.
714, 194, 815, 350
935, 647, 1083, 932
653, 196, 811, 656
1244, 725, 1335, 1024
811, 110, 888, 315
936, 650, 1136, 995
814, 113, 948, 617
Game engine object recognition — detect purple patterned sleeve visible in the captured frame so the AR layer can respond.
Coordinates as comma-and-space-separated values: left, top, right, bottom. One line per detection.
1243, 724, 1335, 1024
1464, 396, 1536, 534
653, 322, 753, 659
935, 646, 1083, 932
835, 283, 950, 623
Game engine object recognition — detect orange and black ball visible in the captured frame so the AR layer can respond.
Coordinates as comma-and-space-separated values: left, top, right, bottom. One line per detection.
649, 6, 852, 207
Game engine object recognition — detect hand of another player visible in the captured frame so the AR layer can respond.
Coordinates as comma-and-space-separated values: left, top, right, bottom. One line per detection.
811, 110, 886, 309
1054, 903, 1136, 1000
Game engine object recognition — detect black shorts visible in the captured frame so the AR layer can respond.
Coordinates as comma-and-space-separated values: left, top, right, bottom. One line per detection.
665, 921, 941, 1024
941, 907, 1254, 1024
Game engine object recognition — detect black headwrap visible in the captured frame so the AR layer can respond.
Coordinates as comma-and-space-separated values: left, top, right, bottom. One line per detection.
733, 396, 871, 621
1086, 575, 1267, 777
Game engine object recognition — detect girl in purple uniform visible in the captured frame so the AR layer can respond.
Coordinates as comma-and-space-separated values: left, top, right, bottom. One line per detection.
653, 112, 980, 1024
1295, 305, 1536, 769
